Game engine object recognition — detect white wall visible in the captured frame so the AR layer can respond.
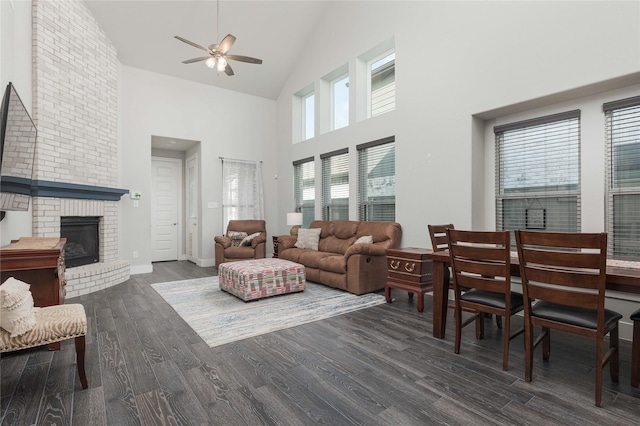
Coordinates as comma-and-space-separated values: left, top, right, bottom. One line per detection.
118, 66, 277, 270
275, 0, 640, 247
0, 0, 33, 246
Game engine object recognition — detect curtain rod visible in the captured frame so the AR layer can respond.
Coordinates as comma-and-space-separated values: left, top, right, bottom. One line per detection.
219, 156, 263, 164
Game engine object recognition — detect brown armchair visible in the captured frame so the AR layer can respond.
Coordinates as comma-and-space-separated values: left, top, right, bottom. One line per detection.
214, 220, 267, 267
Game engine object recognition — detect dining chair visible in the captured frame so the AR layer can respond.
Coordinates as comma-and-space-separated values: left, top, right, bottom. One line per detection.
446, 229, 524, 370
515, 230, 621, 407
430, 223, 503, 333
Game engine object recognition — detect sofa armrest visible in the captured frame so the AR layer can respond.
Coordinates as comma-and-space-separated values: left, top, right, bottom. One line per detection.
251, 235, 266, 248
278, 235, 297, 251
214, 235, 231, 248
344, 243, 386, 259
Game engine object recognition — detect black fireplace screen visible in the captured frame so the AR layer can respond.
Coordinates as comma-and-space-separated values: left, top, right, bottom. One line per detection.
60, 216, 100, 268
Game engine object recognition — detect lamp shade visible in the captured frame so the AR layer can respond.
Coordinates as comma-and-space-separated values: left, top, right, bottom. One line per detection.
287, 212, 303, 226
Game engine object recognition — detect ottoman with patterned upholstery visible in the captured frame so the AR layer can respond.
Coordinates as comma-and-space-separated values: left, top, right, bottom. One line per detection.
218, 258, 306, 301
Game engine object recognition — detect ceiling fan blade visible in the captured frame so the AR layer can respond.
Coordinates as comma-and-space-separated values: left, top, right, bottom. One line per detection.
182, 56, 211, 64
175, 36, 210, 53
225, 54, 263, 65
224, 62, 235, 76
217, 34, 236, 54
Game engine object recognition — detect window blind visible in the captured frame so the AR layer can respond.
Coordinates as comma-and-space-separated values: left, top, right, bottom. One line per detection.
293, 157, 315, 228
357, 137, 395, 222
495, 110, 581, 239
604, 96, 640, 259
321, 148, 349, 220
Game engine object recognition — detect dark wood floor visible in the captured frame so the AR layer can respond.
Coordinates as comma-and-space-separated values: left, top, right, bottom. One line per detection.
1, 261, 639, 425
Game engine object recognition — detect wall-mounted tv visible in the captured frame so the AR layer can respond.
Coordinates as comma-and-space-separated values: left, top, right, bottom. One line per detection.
0, 82, 37, 213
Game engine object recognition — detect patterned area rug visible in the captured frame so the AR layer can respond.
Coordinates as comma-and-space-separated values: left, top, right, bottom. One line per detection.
151, 276, 386, 348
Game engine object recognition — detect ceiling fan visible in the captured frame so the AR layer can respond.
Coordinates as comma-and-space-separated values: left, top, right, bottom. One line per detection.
175, 0, 262, 76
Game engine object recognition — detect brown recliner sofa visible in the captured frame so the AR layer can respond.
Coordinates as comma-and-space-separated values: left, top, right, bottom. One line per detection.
277, 220, 402, 295
215, 220, 267, 267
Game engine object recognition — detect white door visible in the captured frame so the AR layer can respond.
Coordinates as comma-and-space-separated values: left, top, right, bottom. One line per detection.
151, 158, 180, 262
186, 154, 198, 263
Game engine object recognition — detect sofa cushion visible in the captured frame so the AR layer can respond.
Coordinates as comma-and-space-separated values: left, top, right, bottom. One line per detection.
319, 235, 355, 255
355, 235, 373, 244
331, 221, 360, 239
228, 231, 248, 247
298, 250, 335, 269
318, 254, 347, 274
0, 278, 37, 337
224, 245, 258, 259
241, 232, 261, 246
295, 228, 321, 250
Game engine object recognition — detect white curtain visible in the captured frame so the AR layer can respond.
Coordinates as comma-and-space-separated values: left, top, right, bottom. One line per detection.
222, 158, 264, 231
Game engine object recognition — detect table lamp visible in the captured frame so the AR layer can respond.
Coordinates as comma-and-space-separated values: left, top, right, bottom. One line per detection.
287, 212, 303, 236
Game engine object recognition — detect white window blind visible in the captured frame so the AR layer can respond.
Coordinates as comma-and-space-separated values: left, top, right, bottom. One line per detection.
604, 96, 640, 259
495, 110, 581, 239
370, 52, 395, 117
357, 137, 395, 222
293, 157, 315, 228
321, 149, 349, 220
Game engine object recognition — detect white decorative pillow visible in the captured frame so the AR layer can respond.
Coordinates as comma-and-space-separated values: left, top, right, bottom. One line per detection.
295, 228, 321, 251
227, 231, 248, 247
355, 235, 373, 244
241, 232, 261, 246
0, 277, 37, 337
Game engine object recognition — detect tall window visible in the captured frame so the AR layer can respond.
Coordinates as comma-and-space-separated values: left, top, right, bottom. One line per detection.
221, 158, 264, 230
358, 137, 395, 221
370, 51, 395, 117
303, 92, 315, 140
332, 74, 349, 130
495, 110, 581, 239
321, 149, 349, 220
604, 96, 640, 259
293, 157, 315, 228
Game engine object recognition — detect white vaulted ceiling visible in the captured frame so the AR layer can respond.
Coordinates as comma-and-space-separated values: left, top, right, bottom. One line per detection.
84, 0, 331, 100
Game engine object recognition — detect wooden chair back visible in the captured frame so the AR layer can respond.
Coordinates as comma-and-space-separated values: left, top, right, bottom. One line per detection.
428, 224, 454, 252
515, 230, 607, 317
446, 229, 511, 297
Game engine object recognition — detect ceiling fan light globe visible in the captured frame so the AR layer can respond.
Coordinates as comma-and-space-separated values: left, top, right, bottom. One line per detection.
217, 57, 227, 72
206, 57, 216, 69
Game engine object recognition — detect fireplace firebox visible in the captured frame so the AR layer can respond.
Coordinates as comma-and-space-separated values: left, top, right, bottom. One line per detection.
60, 216, 100, 268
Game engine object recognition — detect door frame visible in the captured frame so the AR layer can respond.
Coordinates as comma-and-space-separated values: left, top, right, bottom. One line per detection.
151, 156, 183, 262
185, 152, 199, 264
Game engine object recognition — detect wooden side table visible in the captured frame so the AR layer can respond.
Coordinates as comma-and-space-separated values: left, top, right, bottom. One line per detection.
385, 247, 433, 312
272, 236, 279, 258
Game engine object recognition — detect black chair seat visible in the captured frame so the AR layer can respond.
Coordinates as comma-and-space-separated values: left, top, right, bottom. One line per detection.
461, 289, 524, 312
631, 308, 640, 322
532, 301, 622, 330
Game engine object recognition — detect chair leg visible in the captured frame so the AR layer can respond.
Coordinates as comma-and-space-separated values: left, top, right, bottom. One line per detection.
454, 305, 462, 355
632, 319, 640, 388
609, 325, 619, 383
542, 327, 551, 362
496, 315, 502, 329
595, 335, 603, 407
525, 321, 533, 382
75, 335, 88, 389
502, 314, 509, 371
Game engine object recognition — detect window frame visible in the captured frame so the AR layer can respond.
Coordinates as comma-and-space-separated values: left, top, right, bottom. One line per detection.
302, 92, 315, 140
368, 49, 396, 118
293, 156, 315, 228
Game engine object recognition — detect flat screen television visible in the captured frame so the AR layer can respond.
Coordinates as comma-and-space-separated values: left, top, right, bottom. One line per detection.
0, 82, 37, 214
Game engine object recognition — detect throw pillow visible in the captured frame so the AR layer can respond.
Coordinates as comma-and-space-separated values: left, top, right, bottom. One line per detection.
295, 228, 321, 251
355, 235, 374, 244
227, 231, 248, 247
0, 277, 37, 337
241, 232, 261, 246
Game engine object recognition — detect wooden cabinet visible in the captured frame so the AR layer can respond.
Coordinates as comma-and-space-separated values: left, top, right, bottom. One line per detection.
385, 247, 433, 312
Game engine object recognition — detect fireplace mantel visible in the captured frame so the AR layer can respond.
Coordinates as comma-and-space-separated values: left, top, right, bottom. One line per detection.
31, 180, 128, 201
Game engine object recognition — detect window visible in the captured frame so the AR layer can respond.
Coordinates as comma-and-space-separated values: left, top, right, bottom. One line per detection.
321, 149, 349, 220
370, 51, 395, 117
495, 110, 581, 239
604, 96, 640, 259
332, 74, 349, 130
358, 137, 395, 221
221, 158, 264, 230
303, 92, 315, 140
293, 157, 315, 228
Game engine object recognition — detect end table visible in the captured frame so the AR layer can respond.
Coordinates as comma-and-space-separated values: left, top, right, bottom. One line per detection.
385, 247, 433, 312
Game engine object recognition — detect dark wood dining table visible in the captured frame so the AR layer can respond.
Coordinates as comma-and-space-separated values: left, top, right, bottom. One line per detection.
427, 249, 640, 338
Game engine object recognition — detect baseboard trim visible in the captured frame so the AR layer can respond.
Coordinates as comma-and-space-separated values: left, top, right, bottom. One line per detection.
130, 264, 153, 275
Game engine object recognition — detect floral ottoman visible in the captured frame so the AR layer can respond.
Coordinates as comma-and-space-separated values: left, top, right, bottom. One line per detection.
218, 258, 306, 301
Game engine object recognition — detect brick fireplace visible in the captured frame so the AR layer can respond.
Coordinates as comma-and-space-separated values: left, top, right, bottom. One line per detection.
29, 0, 130, 298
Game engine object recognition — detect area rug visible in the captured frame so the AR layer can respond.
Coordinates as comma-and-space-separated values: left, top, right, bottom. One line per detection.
151, 276, 386, 348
